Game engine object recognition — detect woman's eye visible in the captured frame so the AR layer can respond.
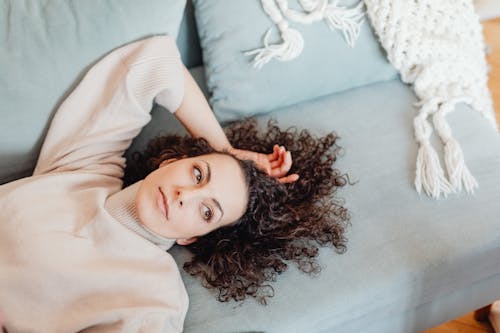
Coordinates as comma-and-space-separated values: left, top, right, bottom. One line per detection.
193, 166, 203, 184
201, 205, 213, 222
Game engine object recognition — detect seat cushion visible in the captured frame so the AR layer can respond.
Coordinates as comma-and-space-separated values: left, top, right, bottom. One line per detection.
165, 77, 500, 332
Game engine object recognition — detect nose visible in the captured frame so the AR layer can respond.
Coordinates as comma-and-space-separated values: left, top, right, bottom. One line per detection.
176, 186, 202, 207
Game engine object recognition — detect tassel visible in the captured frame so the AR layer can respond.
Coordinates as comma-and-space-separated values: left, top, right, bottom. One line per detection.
432, 103, 478, 194
415, 141, 452, 198
298, 0, 319, 12
443, 138, 478, 193
246, 0, 365, 68
276, 0, 327, 24
413, 104, 452, 198
282, 0, 365, 46
323, 1, 365, 47
245, 0, 304, 69
245, 23, 304, 69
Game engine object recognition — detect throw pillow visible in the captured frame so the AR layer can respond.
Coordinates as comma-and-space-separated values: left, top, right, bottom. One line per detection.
192, 0, 398, 122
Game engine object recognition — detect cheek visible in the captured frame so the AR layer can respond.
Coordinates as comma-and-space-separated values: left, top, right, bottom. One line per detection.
135, 184, 155, 221
174, 202, 201, 225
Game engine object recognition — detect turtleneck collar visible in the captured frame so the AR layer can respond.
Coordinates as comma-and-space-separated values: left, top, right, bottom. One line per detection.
104, 181, 175, 251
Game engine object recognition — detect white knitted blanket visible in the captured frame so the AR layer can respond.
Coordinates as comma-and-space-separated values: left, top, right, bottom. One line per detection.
248, 0, 495, 199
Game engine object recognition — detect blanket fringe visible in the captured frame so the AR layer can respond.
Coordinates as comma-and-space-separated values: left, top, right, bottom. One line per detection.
245, 0, 304, 69
414, 98, 479, 198
432, 100, 478, 194
323, 1, 365, 47
414, 107, 452, 199
246, 0, 364, 67
277, 0, 327, 24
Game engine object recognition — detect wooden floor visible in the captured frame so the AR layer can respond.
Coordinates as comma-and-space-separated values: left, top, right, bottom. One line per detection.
485, 18, 500, 124
423, 17, 500, 333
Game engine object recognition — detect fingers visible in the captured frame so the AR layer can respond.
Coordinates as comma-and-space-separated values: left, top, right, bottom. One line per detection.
269, 146, 287, 168
265, 145, 298, 183
267, 145, 280, 162
278, 173, 300, 184
270, 150, 292, 178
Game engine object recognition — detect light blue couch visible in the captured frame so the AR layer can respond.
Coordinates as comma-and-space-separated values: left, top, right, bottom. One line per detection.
171, 5, 500, 333
2, 1, 500, 332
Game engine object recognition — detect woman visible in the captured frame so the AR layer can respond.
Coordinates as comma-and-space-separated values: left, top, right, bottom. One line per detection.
0, 35, 348, 332
125, 119, 350, 305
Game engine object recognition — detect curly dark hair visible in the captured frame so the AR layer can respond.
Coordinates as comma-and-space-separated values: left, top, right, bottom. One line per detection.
124, 119, 350, 304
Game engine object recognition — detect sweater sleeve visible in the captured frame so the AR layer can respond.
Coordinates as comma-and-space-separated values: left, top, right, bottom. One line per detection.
80, 312, 184, 333
33, 35, 184, 180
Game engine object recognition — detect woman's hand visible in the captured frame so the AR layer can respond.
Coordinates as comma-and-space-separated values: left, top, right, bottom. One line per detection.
171, 67, 297, 184
230, 145, 299, 184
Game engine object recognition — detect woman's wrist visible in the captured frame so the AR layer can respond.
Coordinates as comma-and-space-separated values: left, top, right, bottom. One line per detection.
227, 146, 238, 155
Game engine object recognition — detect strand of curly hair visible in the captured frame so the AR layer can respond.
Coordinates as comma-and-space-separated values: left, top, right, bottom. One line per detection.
124, 118, 350, 304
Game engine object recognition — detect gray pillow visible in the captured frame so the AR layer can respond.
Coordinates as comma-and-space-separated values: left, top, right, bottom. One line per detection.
192, 0, 398, 122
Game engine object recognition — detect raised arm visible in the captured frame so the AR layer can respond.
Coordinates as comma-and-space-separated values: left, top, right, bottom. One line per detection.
172, 65, 299, 183
174, 65, 232, 151
34, 36, 184, 179
34, 35, 295, 183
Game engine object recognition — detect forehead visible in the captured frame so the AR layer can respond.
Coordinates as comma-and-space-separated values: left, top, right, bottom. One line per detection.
191, 153, 237, 169
194, 153, 244, 184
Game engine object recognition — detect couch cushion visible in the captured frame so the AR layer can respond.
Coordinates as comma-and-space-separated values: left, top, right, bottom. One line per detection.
192, 0, 398, 122
0, 0, 186, 184
168, 77, 500, 332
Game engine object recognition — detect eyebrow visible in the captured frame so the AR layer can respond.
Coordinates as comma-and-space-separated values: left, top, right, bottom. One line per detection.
202, 160, 224, 222
201, 160, 211, 183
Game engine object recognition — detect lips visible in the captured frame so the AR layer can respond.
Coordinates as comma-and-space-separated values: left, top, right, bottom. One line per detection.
157, 187, 169, 220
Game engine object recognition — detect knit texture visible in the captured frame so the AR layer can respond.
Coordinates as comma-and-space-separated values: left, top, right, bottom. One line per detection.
364, 0, 495, 198
0, 36, 188, 332
251, 0, 495, 199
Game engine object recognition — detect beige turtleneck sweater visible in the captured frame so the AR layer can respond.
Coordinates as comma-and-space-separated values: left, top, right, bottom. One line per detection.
0, 36, 188, 332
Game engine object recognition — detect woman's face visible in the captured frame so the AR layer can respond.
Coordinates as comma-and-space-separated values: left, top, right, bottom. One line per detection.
135, 153, 248, 245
